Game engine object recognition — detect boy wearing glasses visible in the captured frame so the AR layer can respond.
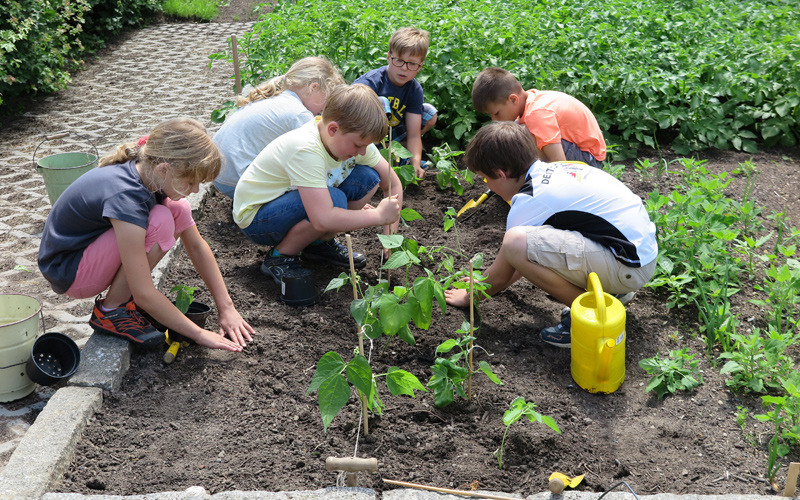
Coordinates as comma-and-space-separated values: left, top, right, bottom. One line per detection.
355, 27, 438, 179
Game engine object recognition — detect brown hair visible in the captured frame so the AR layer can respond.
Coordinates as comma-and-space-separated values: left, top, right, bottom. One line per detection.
100, 117, 221, 189
237, 56, 344, 107
388, 27, 430, 59
471, 67, 525, 114
322, 84, 388, 141
464, 121, 538, 179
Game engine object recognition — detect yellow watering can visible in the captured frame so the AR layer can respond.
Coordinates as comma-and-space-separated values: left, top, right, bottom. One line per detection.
570, 272, 626, 394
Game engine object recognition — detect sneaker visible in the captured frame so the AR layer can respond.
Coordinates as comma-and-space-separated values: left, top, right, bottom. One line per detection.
302, 239, 366, 269
90, 298, 165, 348
540, 307, 572, 348
260, 252, 304, 284
614, 292, 635, 306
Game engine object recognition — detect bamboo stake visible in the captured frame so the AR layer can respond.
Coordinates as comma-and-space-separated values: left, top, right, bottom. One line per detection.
467, 258, 475, 400
345, 234, 368, 436
385, 125, 393, 285
231, 35, 242, 96
383, 479, 521, 500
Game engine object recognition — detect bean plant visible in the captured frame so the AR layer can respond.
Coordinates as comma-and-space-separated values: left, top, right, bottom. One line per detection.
497, 397, 560, 469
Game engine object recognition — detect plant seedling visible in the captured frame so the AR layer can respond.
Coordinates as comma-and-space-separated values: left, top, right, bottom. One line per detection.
427, 321, 503, 407
638, 348, 703, 399
171, 284, 198, 314
307, 351, 426, 432
497, 397, 560, 469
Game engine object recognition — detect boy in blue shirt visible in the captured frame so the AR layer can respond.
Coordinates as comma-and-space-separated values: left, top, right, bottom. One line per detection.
355, 27, 438, 179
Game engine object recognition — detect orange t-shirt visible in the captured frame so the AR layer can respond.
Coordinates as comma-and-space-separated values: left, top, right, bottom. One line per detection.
517, 89, 606, 161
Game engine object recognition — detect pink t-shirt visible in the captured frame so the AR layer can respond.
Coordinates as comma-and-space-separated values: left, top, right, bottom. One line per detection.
518, 89, 606, 161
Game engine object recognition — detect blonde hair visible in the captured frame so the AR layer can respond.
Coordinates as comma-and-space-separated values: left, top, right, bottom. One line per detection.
322, 84, 388, 141
472, 67, 525, 114
464, 122, 538, 179
100, 117, 221, 190
388, 27, 430, 59
237, 56, 344, 107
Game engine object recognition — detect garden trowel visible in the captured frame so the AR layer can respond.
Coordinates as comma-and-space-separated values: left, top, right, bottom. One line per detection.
456, 189, 495, 217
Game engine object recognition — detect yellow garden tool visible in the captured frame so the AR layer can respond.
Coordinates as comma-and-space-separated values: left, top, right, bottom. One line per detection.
548, 472, 584, 493
163, 330, 189, 364
457, 189, 495, 217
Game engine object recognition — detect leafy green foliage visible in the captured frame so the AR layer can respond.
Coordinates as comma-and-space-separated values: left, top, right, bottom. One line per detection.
497, 397, 560, 469
754, 374, 800, 485
307, 351, 425, 432
427, 323, 502, 407
170, 285, 198, 315
638, 348, 703, 399
210, 0, 800, 156
0, 0, 160, 114
718, 327, 797, 394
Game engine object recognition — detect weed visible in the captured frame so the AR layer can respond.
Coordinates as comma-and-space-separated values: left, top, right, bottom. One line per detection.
638, 348, 703, 399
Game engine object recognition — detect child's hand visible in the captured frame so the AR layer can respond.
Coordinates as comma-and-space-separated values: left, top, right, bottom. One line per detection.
218, 307, 255, 347
376, 195, 401, 225
194, 329, 244, 352
414, 165, 427, 179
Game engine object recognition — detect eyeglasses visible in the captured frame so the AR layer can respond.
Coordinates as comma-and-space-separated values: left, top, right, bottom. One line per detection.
389, 55, 423, 71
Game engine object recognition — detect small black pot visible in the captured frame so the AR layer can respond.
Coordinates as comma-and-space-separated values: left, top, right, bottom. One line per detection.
280, 268, 319, 307
142, 301, 212, 344
26, 332, 81, 386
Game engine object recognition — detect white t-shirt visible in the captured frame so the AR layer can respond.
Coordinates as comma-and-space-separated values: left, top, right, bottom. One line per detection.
507, 160, 657, 267
213, 90, 314, 190
233, 118, 382, 228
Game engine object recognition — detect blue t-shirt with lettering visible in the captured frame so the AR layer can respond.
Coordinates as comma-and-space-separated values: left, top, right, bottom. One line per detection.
355, 66, 423, 139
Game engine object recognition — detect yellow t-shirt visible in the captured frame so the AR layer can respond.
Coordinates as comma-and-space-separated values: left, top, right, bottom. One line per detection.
233, 118, 381, 228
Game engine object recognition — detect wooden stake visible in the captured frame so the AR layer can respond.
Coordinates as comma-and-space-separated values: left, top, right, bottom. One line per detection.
467, 258, 475, 400
383, 479, 521, 500
230, 35, 242, 96
345, 234, 368, 436
385, 125, 393, 285
327, 456, 378, 488
783, 462, 800, 497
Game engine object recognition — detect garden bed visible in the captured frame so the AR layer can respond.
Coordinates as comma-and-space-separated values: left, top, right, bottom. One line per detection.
56, 149, 800, 496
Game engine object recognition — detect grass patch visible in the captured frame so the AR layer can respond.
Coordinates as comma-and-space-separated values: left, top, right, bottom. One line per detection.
162, 0, 219, 20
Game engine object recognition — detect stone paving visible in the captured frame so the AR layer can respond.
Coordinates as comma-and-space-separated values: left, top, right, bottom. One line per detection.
0, 19, 255, 472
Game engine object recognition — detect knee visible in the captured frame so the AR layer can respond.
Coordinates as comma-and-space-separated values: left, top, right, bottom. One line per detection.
328, 188, 348, 209
422, 114, 438, 134
502, 227, 529, 263
149, 204, 177, 237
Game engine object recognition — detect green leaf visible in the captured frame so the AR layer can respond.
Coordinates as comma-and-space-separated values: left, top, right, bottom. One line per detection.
378, 295, 412, 335
345, 355, 373, 400
386, 367, 426, 397
400, 208, 423, 222
318, 373, 351, 432
377, 234, 404, 249
307, 352, 346, 394
478, 361, 503, 385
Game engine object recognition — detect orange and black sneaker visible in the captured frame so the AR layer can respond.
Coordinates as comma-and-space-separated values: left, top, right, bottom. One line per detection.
89, 297, 165, 348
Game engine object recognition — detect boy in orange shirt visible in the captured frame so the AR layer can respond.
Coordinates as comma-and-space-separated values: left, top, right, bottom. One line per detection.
472, 67, 606, 167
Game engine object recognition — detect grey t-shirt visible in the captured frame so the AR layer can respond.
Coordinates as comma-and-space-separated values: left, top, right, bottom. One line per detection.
38, 160, 157, 294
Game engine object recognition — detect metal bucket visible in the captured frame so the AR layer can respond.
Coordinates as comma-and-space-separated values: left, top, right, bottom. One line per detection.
33, 132, 99, 205
0, 294, 42, 402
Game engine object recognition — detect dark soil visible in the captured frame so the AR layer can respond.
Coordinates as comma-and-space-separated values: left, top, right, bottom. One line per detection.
55, 147, 800, 497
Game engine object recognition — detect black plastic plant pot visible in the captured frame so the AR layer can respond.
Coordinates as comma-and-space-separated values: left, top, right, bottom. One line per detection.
141, 301, 211, 344
280, 268, 319, 307
26, 332, 81, 386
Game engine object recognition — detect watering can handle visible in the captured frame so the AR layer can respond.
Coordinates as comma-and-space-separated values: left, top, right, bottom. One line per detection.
587, 272, 606, 323
32, 131, 99, 169
596, 338, 614, 383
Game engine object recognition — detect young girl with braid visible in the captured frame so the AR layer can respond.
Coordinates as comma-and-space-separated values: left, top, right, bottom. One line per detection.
38, 118, 255, 350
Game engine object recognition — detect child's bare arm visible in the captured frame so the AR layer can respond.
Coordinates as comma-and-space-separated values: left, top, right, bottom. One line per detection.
540, 143, 567, 163
181, 224, 255, 346
404, 112, 425, 177
300, 187, 400, 233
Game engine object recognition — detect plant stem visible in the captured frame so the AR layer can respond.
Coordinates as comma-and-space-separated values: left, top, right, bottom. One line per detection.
345, 234, 368, 436
468, 259, 474, 400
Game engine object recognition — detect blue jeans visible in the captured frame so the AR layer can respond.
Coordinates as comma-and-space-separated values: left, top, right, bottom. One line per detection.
239, 165, 380, 246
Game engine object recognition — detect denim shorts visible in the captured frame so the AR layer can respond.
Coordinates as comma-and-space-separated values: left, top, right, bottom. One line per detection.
240, 165, 380, 246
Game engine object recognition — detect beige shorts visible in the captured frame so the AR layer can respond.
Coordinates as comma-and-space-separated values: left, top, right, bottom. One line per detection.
524, 225, 656, 294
